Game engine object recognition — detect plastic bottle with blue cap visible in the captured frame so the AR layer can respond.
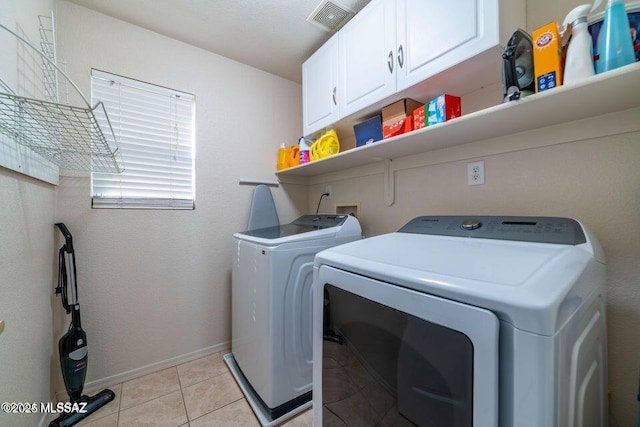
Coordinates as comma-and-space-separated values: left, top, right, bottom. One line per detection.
596, 0, 635, 73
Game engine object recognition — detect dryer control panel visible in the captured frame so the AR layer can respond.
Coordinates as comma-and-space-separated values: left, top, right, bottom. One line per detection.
399, 216, 586, 245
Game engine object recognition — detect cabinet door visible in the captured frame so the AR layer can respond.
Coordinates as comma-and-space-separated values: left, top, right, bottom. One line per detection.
303, 33, 340, 136
339, 0, 396, 118
396, 0, 499, 91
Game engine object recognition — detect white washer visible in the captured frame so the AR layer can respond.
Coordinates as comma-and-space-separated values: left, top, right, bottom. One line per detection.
225, 214, 361, 426
312, 216, 607, 427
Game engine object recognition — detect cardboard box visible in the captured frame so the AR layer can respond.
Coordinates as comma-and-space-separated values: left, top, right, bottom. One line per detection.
427, 94, 461, 126
353, 115, 383, 147
382, 98, 423, 127
383, 115, 413, 139
532, 22, 563, 93
413, 105, 427, 130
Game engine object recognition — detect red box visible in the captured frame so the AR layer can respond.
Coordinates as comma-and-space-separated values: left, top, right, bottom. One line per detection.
383, 115, 413, 139
382, 99, 423, 126
413, 105, 427, 130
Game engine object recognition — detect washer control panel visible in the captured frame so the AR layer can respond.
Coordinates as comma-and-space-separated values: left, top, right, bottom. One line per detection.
292, 214, 348, 228
399, 216, 586, 245
461, 219, 482, 230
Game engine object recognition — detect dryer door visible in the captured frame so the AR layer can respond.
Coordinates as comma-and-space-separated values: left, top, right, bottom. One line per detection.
313, 266, 499, 427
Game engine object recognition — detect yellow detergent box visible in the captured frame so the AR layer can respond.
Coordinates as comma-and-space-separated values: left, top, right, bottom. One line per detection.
533, 22, 563, 92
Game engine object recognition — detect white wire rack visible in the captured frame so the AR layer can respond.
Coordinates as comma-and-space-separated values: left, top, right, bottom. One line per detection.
0, 92, 123, 172
38, 13, 63, 104
0, 17, 124, 173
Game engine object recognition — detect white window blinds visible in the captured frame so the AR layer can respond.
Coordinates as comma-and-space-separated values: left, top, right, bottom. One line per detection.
91, 70, 195, 209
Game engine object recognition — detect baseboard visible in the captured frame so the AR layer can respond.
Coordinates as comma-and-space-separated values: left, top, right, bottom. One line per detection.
54, 342, 230, 401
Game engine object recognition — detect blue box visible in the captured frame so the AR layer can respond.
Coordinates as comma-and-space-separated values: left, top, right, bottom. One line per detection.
353, 115, 383, 147
427, 94, 461, 126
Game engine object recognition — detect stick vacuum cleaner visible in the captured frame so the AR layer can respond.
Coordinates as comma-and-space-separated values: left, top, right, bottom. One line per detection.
50, 223, 115, 427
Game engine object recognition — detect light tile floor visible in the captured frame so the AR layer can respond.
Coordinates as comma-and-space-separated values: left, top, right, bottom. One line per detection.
74, 350, 313, 427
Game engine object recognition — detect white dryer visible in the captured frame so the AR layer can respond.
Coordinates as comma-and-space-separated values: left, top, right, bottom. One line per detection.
312, 216, 607, 427
225, 214, 361, 426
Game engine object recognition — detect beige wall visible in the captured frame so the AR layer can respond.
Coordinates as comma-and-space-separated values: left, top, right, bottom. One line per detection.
306, 107, 640, 425
0, 1, 56, 427
527, 0, 638, 30
0, 168, 55, 427
53, 0, 305, 391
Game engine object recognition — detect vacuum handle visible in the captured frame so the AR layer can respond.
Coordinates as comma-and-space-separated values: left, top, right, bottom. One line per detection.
55, 223, 74, 253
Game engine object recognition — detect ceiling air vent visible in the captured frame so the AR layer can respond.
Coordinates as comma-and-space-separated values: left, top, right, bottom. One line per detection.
307, 0, 355, 33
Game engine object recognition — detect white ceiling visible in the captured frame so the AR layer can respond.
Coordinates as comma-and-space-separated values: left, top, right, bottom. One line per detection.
65, 0, 370, 83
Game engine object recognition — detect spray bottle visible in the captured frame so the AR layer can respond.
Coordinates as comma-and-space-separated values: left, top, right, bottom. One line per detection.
596, 0, 635, 73
562, 2, 600, 83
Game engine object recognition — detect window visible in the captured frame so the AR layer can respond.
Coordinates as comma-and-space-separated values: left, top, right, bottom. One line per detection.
91, 70, 195, 209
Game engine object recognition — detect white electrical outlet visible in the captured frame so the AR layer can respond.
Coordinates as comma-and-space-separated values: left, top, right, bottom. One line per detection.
467, 161, 485, 186
325, 185, 332, 198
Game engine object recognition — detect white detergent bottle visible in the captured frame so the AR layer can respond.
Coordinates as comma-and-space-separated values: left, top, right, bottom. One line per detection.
562, 1, 601, 83
299, 136, 310, 164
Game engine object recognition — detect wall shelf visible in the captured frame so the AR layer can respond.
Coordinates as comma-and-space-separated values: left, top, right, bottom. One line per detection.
277, 62, 640, 178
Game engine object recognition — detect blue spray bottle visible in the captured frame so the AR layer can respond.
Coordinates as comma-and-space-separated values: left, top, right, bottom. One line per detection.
596, 0, 635, 73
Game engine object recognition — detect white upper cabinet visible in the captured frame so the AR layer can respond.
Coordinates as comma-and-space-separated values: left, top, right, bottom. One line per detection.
338, 0, 396, 118
302, 33, 340, 136
302, 0, 525, 137
396, 0, 497, 91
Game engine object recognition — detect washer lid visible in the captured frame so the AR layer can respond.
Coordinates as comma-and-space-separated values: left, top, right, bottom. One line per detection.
235, 214, 359, 245
315, 221, 602, 335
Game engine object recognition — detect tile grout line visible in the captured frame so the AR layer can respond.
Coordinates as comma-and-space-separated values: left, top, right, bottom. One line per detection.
119, 367, 182, 411
175, 354, 243, 423
115, 383, 121, 427
186, 396, 246, 424
90, 353, 236, 426
176, 364, 190, 425
177, 353, 229, 387
117, 366, 184, 425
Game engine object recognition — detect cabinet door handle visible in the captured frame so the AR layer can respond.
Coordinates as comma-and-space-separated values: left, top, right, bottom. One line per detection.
332, 87, 336, 105
398, 45, 404, 69
388, 50, 394, 74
